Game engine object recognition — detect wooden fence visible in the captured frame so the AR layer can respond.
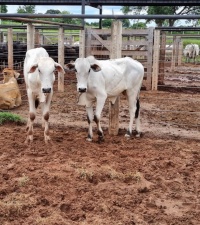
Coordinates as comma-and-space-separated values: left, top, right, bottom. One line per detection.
1, 24, 183, 91
79, 26, 155, 91
0, 21, 186, 136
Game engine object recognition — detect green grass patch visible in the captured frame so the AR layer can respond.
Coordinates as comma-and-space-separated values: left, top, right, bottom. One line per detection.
0, 112, 25, 125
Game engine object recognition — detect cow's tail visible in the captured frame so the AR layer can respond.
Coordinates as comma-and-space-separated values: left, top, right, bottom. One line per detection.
135, 83, 142, 119
135, 98, 140, 119
35, 98, 40, 109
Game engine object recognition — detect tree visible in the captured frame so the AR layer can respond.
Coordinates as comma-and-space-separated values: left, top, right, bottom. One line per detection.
121, 19, 131, 28
17, 5, 36, 14
45, 10, 81, 25
45, 9, 61, 14
88, 21, 99, 27
0, 5, 8, 13
45, 9, 61, 22
102, 19, 113, 28
58, 11, 81, 25
131, 22, 147, 29
121, 6, 200, 27
101, 19, 130, 28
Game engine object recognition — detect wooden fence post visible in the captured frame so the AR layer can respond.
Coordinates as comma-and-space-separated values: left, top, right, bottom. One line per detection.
144, 27, 154, 90
158, 31, 166, 85
152, 29, 160, 90
7, 28, 13, 69
58, 26, 64, 92
85, 28, 92, 57
79, 29, 85, 58
35, 29, 40, 48
27, 23, 35, 50
108, 20, 122, 135
177, 37, 183, 66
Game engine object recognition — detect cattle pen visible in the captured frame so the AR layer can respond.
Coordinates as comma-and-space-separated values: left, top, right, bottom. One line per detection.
0, 1, 200, 224
1, 20, 200, 129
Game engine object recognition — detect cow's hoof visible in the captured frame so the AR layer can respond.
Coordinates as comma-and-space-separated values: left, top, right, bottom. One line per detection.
135, 133, 141, 138
45, 136, 51, 143
98, 136, 104, 143
25, 136, 33, 144
136, 132, 143, 138
125, 134, 131, 139
86, 137, 93, 142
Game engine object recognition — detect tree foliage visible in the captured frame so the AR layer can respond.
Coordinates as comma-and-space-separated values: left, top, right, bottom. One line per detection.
44, 9, 81, 25
121, 6, 200, 27
45, 9, 61, 14
0, 5, 8, 13
89, 19, 131, 28
131, 22, 147, 29
59, 10, 81, 25
17, 5, 36, 14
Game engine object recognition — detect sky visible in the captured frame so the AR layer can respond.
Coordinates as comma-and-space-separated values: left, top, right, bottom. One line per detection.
6, 5, 157, 26
6, 5, 123, 18
6, 5, 189, 27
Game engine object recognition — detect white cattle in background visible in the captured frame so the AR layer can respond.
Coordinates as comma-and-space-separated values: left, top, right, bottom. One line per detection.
72, 41, 79, 47
65, 56, 144, 142
183, 44, 199, 63
24, 47, 65, 143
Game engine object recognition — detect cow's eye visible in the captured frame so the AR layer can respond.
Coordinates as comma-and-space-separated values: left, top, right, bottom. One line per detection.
89, 69, 91, 73
38, 69, 41, 73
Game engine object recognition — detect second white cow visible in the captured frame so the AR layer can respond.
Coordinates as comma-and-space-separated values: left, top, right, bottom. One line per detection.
183, 44, 199, 64
24, 47, 64, 143
65, 56, 144, 142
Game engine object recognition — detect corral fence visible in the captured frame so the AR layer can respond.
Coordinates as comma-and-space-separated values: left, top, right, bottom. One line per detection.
79, 25, 181, 91
0, 26, 80, 73
82, 27, 154, 91
0, 22, 191, 91
1, 20, 200, 136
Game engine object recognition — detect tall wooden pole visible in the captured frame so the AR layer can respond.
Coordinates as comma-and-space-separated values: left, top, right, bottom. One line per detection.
109, 20, 122, 135
58, 26, 65, 92
7, 28, 13, 69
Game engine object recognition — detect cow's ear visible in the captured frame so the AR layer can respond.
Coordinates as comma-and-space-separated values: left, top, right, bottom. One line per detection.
55, 63, 65, 74
29, 64, 38, 73
91, 64, 101, 72
64, 63, 76, 72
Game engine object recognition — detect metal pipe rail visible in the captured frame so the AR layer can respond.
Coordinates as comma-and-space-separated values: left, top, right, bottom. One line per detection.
156, 27, 200, 31
0, 17, 83, 30
0, 0, 199, 6
0, 25, 81, 30
1, 14, 200, 20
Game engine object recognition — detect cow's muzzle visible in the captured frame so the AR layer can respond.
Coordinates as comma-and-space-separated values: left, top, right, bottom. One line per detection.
78, 87, 87, 93
42, 88, 51, 93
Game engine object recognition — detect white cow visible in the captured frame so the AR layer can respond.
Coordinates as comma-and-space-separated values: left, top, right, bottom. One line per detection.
65, 56, 144, 142
24, 47, 64, 143
183, 44, 199, 64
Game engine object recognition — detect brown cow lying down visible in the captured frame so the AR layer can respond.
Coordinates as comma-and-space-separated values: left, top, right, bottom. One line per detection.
0, 68, 22, 109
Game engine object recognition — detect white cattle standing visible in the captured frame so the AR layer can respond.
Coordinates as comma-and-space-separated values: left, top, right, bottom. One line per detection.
65, 56, 144, 142
183, 44, 199, 63
24, 47, 64, 143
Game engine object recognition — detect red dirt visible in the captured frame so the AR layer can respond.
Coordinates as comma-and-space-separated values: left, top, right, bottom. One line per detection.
0, 66, 200, 225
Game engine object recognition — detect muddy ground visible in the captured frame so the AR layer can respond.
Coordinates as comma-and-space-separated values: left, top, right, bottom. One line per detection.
0, 64, 200, 225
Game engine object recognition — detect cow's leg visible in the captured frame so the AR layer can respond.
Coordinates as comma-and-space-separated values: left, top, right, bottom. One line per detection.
26, 89, 36, 143
95, 95, 107, 142
125, 91, 141, 138
86, 106, 94, 141
41, 95, 52, 143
